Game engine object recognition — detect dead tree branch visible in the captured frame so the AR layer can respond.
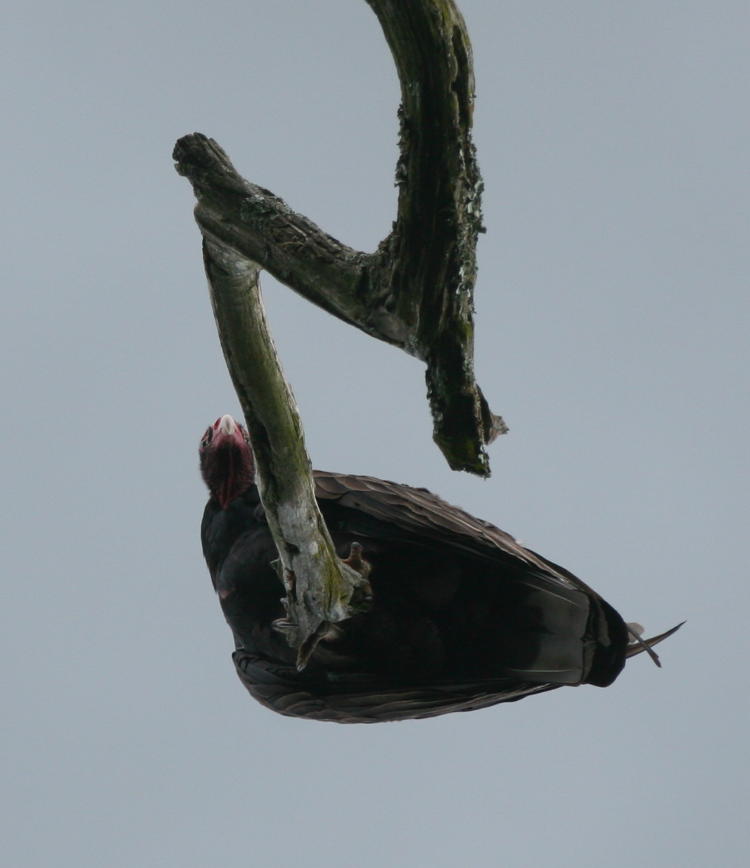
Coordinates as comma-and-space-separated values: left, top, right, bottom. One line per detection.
174, 0, 505, 475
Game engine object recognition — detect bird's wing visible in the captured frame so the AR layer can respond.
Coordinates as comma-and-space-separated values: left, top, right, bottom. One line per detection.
312, 471, 683, 682
313, 470, 591, 593
233, 648, 560, 724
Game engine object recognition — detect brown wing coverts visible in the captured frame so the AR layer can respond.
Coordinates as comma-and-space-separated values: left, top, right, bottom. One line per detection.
313, 470, 581, 588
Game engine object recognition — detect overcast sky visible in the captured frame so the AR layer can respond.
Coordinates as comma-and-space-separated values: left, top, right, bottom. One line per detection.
3, 2, 748, 866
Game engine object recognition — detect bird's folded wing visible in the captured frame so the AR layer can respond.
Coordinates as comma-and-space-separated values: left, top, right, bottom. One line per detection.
313, 470, 591, 593
233, 649, 560, 723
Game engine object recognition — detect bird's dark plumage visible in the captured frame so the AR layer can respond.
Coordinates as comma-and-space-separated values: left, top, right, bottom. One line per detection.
199, 415, 680, 723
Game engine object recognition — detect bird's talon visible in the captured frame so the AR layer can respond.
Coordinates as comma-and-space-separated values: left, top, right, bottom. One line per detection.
272, 617, 298, 636
342, 541, 372, 579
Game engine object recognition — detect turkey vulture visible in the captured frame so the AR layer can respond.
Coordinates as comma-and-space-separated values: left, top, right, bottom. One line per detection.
200, 415, 680, 723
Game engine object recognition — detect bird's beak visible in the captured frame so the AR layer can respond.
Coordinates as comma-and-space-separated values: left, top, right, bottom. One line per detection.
210, 414, 247, 454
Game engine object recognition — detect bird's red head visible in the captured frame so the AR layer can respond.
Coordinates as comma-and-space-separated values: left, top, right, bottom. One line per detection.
199, 415, 255, 508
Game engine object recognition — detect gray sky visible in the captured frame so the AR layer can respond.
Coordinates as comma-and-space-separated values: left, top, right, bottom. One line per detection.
3, 1, 748, 865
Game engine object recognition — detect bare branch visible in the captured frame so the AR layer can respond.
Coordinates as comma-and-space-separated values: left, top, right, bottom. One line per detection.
201, 237, 371, 667
174, 0, 505, 476
173, 136, 381, 338
367, 0, 507, 471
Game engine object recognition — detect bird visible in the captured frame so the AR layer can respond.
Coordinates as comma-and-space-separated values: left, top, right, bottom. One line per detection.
199, 414, 681, 723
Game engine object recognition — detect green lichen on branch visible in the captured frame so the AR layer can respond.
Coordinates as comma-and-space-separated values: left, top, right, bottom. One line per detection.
174, 0, 504, 477
201, 238, 371, 667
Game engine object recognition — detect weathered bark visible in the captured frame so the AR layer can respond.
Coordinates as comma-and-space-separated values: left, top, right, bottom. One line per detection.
366, 0, 507, 469
174, 0, 502, 661
201, 238, 372, 668
174, 0, 506, 476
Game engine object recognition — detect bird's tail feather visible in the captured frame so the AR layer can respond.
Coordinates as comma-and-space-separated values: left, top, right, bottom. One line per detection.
624, 621, 685, 666
500, 574, 625, 686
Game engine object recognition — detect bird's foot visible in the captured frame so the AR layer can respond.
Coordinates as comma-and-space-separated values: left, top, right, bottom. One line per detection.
342, 541, 372, 579
342, 541, 374, 612
272, 615, 299, 641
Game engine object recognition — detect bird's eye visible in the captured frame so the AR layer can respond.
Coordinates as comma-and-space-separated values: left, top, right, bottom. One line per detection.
200, 427, 213, 449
